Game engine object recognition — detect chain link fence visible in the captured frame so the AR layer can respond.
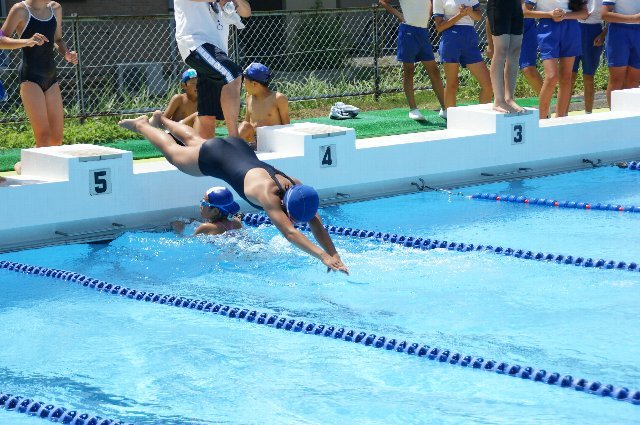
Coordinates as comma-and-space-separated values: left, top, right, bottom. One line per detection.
0, 6, 491, 123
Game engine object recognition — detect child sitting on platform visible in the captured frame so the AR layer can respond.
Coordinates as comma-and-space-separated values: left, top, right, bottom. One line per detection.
239, 63, 289, 149
164, 69, 198, 128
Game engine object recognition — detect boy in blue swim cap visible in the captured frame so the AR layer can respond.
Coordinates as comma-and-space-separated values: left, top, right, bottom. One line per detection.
120, 113, 349, 274
173, 186, 243, 236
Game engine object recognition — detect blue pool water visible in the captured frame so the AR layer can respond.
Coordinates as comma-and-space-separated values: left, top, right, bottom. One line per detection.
1, 167, 639, 424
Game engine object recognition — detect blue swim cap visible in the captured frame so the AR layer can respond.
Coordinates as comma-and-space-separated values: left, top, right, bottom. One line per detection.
283, 185, 319, 223
243, 62, 271, 84
205, 186, 240, 215
181, 69, 197, 83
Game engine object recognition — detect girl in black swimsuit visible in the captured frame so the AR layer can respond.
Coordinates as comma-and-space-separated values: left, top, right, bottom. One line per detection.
118, 111, 349, 275
0, 1, 78, 172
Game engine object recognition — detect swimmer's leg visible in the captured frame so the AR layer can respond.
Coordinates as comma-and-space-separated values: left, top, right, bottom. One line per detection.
159, 112, 206, 147
118, 116, 203, 176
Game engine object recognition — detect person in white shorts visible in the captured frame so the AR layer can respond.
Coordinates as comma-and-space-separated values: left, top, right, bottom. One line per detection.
173, 0, 251, 139
379, 0, 446, 121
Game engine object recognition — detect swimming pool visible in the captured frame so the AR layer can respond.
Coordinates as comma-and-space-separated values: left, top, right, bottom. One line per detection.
1, 166, 639, 424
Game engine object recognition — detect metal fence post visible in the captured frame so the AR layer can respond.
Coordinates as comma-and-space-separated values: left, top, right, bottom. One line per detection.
230, 26, 240, 65
372, 5, 380, 101
71, 14, 86, 120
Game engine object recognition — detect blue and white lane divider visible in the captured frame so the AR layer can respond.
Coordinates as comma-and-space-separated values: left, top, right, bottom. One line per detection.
0, 392, 131, 425
1, 260, 639, 406
627, 161, 640, 171
470, 193, 640, 213
240, 214, 640, 273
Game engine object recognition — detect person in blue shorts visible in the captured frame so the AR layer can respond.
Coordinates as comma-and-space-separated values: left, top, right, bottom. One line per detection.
433, 0, 493, 111
571, 0, 606, 114
601, 0, 640, 107
379, 0, 446, 121
524, 0, 588, 119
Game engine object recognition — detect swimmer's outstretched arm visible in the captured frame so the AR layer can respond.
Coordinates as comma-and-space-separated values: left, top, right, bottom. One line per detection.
263, 202, 349, 274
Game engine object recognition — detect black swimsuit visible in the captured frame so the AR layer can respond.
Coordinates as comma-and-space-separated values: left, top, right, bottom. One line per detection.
19, 1, 58, 92
198, 136, 295, 209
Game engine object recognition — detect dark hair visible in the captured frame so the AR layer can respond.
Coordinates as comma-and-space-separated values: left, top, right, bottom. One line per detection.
568, 0, 586, 12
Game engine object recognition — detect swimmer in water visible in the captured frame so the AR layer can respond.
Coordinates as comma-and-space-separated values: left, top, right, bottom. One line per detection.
119, 112, 349, 274
0, 0, 79, 173
172, 186, 243, 236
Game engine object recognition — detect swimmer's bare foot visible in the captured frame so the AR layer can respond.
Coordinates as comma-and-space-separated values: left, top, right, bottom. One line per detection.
118, 115, 149, 134
13, 161, 22, 175
492, 101, 511, 114
506, 99, 526, 113
149, 110, 163, 129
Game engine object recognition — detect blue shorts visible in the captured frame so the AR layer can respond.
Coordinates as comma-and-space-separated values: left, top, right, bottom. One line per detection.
397, 23, 435, 63
438, 25, 483, 66
573, 23, 604, 75
519, 18, 538, 69
606, 23, 640, 69
537, 19, 581, 60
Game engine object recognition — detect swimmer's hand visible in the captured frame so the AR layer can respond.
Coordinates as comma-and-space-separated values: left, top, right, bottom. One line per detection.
26, 33, 48, 47
322, 253, 349, 275
551, 8, 565, 21
65, 51, 79, 65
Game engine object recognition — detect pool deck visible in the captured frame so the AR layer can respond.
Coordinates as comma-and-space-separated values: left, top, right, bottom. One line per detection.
1, 90, 640, 252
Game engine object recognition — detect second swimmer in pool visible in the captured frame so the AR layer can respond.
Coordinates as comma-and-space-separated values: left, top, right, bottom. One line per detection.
172, 186, 243, 236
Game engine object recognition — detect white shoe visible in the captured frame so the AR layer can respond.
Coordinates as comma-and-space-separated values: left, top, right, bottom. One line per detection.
330, 105, 351, 120
438, 108, 447, 120
334, 102, 360, 117
409, 109, 426, 121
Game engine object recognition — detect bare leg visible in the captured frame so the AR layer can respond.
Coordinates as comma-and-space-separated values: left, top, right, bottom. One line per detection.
158, 112, 206, 147
239, 121, 257, 149
522, 66, 543, 95
504, 34, 524, 113
583, 74, 595, 113
607, 66, 627, 107
443, 63, 460, 109
118, 116, 204, 176
555, 57, 576, 117
402, 62, 418, 110
221, 77, 241, 138
197, 115, 217, 139
540, 59, 560, 119
623, 66, 640, 89
489, 34, 511, 113
20, 82, 51, 147
421, 60, 446, 109
466, 61, 493, 105
44, 84, 64, 145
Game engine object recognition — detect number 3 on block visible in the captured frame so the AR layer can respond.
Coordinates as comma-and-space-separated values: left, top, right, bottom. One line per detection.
90, 168, 112, 196
511, 123, 525, 145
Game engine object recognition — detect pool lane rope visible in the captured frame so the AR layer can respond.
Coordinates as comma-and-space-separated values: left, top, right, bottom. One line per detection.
0, 391, 131, 425
1, 260, 639, 406
470, 192, 640, 213
626, 161, 640, 171
240, 214, 640, 273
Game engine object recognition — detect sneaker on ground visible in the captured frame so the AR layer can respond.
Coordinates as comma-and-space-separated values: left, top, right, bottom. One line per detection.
334, 102, 360, 117
438, 108, 447, 120
409, 109, 426, 121
330, 105, 352, 120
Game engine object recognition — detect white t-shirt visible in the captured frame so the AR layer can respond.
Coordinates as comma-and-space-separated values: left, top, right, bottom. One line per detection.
174, 0, 230, 60
399, 0, 432, 28
602, 0, 640, 16
524, 0, 570, 13
433, 0, 480, 26
580, 0, 603, 24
